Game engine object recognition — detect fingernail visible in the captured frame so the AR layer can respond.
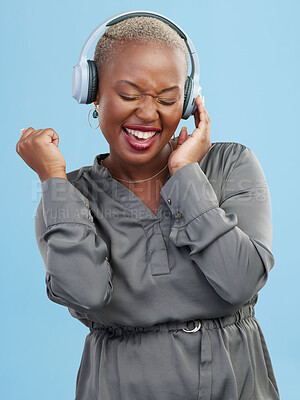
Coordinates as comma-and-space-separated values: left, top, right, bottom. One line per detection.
182, 126, 188, 130
20, 128, 26, 133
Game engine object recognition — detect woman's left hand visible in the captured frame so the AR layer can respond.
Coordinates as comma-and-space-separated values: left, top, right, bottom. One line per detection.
168, 95, 211, 175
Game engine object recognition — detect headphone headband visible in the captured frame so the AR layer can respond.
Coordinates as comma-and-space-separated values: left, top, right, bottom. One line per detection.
72, 10, 201, 119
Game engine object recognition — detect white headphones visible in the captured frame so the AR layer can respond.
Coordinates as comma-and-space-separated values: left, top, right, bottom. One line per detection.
72, 10, 201, 120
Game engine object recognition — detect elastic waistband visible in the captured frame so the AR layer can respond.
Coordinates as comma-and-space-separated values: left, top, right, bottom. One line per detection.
89, 304, 255, 337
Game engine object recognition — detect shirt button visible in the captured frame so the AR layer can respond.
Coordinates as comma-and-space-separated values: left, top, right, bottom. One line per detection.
167, 198, 172, 205
176, 212, 183, 219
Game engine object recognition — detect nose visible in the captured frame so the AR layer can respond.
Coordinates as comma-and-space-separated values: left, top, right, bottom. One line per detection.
135, 95, 159, 122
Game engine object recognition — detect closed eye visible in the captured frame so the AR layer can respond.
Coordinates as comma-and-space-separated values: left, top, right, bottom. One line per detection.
119, 94, 176, 106
119, 95, 140, 101
157, 99, 176, 106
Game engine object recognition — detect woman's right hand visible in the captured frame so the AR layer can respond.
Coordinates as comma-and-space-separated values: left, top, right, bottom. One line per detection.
16, 127, 67, 183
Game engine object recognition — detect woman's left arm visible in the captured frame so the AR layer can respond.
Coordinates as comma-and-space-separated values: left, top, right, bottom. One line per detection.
162, 145, 274, 307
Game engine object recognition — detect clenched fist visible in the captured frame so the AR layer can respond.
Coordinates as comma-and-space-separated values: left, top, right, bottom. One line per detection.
16, 127, 67, 183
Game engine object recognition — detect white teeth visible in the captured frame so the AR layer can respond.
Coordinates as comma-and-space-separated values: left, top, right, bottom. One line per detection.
126, 128, 158, 139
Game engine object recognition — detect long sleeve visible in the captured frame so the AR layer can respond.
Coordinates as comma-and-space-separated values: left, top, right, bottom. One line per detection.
35, 177, 113, 313
160, 145, 275, 307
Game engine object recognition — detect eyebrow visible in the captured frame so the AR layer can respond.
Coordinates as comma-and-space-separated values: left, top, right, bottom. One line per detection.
117, 80, 180, 93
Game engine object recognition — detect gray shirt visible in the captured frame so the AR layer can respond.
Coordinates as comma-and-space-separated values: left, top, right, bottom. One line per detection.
35, 141, 280, 399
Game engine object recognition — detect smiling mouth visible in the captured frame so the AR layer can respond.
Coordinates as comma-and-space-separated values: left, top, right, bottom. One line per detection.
122, 127, 160, 142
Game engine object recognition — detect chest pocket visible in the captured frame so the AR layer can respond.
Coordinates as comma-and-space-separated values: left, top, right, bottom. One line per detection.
146, 220, 170, 276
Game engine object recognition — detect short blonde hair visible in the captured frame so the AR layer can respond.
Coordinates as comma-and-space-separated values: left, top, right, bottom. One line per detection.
93, 16, 189, 77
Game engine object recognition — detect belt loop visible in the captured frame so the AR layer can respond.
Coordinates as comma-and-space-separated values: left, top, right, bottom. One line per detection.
235, 308, 242, 324
89, 320, 95, 331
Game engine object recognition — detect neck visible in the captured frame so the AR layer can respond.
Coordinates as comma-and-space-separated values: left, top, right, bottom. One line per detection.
102, 141, 173, 183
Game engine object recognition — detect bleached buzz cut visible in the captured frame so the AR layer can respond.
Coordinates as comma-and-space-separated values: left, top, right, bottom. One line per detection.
93, 16, 189, 77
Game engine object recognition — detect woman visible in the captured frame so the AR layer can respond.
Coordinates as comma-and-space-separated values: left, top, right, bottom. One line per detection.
16, 14, 280, 400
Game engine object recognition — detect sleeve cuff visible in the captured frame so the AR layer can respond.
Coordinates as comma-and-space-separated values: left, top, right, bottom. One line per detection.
160, 162, 219, 224
41, 177, 95, 228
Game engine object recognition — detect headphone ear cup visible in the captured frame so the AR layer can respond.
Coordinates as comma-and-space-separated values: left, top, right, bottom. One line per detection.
182, 76, 192, 118
86, 60, 98, 104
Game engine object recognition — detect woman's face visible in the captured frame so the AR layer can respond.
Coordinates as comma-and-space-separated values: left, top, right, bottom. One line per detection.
95, 41, 187, 166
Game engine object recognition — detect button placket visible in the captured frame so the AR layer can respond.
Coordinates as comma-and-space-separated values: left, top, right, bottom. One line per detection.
148, 221, 170, 276
82, 200, 93, 221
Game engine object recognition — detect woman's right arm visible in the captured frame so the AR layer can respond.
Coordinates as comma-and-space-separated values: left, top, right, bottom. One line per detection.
35, 176, 113, 313
16, 127, 113, 313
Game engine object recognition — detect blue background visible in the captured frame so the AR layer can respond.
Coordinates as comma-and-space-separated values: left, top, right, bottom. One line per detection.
1, 0, 298, 398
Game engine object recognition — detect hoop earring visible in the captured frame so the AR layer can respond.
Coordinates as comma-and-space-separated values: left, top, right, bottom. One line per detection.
88, 104, 100, 129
